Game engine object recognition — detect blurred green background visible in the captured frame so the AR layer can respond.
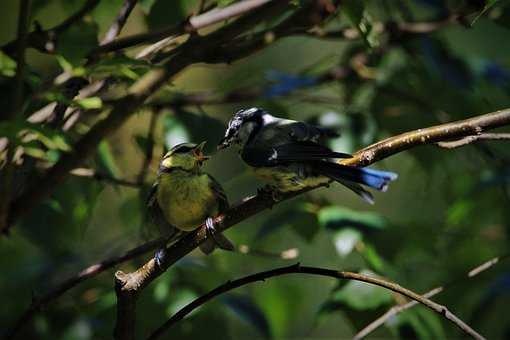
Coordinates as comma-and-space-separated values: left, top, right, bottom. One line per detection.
1, 0, 510, 339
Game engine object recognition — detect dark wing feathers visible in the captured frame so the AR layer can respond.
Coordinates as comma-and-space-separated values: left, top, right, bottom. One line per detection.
241, 141, 351, 167
207, 174, 229, 212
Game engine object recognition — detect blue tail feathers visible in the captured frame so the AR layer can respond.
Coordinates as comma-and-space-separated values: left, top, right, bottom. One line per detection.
314, 161, 398, 192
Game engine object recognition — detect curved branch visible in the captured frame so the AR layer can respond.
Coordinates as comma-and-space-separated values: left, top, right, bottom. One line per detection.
354, 255, 507, 339
146, 264, 485, 340
437, 133, 510, 149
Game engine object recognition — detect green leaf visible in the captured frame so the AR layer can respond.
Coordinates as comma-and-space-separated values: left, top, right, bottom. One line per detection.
97, 141, 121, 178
221, 294, 271, 339
318, 206, 388, 231
330, 269, 392, 310
0, 120, 72, 152
75, 97, 103, 109
0, 51, 16, 77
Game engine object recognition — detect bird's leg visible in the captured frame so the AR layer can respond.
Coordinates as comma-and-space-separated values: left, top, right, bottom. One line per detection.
205, 217, 234, 251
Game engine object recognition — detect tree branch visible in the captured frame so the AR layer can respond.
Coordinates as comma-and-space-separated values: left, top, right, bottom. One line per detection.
6, 0, 327, 234
146, 263, 485, 340
1, 0, 100, 57
100, 0, 139, 45
354, 255, 506, 339
90, 0, 273, 57
436, 133, 510, 149
111, 107, 510, 339
3, 236, 165, 340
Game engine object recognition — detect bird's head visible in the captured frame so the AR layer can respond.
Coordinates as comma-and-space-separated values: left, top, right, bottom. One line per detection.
160, 142, 210, 172
218, 107, 266, 150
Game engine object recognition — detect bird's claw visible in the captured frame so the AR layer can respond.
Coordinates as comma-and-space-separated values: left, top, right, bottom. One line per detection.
205, 217, 234, 251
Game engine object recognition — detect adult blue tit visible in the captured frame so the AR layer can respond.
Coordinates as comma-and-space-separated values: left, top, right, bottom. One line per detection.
217, 108, 397, 204
147, 141, 233, 257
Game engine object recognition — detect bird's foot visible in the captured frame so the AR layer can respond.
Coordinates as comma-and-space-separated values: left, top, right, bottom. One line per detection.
154, 248, 167, 268
205, 217, 234, 251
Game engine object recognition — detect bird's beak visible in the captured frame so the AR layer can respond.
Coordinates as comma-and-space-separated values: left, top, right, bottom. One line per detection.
193, 141, 210, 163
217, 137, 230, 150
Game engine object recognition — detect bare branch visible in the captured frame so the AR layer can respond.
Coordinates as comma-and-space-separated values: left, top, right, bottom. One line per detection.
101, 0, 139, 45
3, 237, 165, 340
92, 0, 273, 57
146, 263, 485, 340
354, 255, 506, 339
437, 133, 510, 149
1, 0, 100, 56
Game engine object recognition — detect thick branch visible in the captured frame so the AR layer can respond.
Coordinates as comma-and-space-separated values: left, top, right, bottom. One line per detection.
147, 263, 484, 340
3, 237, 165, 340
341, 109, 510, 167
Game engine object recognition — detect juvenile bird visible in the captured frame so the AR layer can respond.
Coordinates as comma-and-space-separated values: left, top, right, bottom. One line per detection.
218, 108, 397, 203
147, 142, 233, 257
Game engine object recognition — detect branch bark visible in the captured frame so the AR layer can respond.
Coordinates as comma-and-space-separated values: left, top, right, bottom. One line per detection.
146, 263, 485, 340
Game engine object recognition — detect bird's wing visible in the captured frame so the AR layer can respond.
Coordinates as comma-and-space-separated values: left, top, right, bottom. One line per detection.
276, 120, 339, 143
207, 174, 229, 212
241, 141, 351, 167
146, 181, 178, 238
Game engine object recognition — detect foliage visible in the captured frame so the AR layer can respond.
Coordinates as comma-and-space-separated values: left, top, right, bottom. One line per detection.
1, 0, 510, 339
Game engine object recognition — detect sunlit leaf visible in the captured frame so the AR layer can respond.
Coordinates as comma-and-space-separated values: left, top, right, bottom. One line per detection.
0, 51, 16, 77
318, 206, 387, 231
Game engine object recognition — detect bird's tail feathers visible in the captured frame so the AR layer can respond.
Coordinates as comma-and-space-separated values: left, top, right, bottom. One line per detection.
313, 161, 397, 202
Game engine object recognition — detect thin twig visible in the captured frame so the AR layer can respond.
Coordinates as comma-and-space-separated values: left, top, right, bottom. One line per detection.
101, 0, 139, 45
92, 0, 272, 57
1, 0, 100, 56
146, 263, 485, 340
5, 0, 293, 234
3, 237, 165, 340
437, 133, 510, 149
354, 255, 507, 339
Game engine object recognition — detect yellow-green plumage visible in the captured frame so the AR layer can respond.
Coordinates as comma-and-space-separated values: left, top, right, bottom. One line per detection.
147, 142, 231, 254
157, 170, 220, 231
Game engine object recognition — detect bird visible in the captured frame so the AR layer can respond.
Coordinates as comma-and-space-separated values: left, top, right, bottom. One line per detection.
147, 141, 233, 259
217, 107, 397, 204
